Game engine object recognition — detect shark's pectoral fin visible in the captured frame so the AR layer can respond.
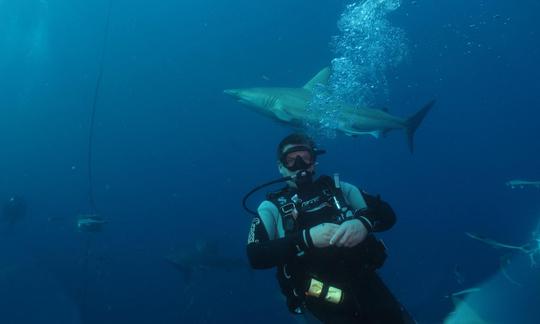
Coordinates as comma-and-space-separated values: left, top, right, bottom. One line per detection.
303, 67, 331, 92
273, 100, 296, 122
370, 131, 382, 139
275, 110, 293, 122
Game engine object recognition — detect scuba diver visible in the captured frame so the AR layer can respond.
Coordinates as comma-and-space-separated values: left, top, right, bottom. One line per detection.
2, 195, 27, 225
244, 133, 414, 324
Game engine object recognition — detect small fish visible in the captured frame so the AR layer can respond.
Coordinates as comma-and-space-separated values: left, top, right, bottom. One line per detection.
505, 179, 540, 189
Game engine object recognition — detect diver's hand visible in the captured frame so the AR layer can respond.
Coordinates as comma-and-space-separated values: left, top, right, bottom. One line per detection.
309, 223, 340, 248
330, 219, 368, 248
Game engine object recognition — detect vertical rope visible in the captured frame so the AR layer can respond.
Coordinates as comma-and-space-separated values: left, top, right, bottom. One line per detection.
81, 0, 113, 319
80, 235, 93, 318
88, 0, 113, 214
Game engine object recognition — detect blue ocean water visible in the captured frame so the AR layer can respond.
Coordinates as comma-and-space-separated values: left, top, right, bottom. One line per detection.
1, 0, 539, 323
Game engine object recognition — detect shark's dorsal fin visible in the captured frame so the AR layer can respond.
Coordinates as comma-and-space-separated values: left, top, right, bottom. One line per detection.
303, 67, 331, 92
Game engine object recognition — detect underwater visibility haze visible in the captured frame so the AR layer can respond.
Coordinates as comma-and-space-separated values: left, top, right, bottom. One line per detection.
1, 0, 539, 323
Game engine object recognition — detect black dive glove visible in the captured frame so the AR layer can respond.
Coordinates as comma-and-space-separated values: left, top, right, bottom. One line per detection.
354, 208, 375, 232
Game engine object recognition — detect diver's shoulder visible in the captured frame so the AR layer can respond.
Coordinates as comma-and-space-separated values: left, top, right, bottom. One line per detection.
315, 174, 359, 189
338, 180, 362, 193
256, 200, 279, 227
257, 200, 279, 214
339, 180, 358, 188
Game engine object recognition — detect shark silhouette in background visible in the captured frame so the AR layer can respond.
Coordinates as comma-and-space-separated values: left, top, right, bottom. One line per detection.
165, 240, 247, 282
224, 67, 435, 153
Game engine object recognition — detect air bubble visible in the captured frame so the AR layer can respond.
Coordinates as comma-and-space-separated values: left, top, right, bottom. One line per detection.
307, 0, 408, 137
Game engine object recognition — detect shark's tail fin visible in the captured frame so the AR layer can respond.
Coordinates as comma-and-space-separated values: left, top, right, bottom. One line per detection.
405, 99, 436, 153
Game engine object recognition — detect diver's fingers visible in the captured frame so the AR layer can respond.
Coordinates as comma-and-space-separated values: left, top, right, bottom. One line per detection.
344, 241, 355, 248
324, 223, 340, 238
337, 230, 351, 247
330, 226, 346, 245
345, 234, 362, 248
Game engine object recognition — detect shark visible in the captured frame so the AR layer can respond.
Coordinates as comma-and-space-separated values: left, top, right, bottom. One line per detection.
444, 288, 486, 324
443, 249, 540, 323
466, 231, 539, 286
506, 179, 540, 189
450, 217, 540, 323
224, 67, 435, 152
165, 240, 247, 282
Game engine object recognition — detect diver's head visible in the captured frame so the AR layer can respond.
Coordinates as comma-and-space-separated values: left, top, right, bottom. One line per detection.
276, 133, 325, 185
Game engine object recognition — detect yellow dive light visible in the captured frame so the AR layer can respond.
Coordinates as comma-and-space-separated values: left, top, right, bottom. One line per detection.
306, 278, 324, 298
325, 286, 343, 304
306, 278, 344, 304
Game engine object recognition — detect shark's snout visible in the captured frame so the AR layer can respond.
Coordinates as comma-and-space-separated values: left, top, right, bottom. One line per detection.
224, 89, 253, 106
223, 89, 241, 98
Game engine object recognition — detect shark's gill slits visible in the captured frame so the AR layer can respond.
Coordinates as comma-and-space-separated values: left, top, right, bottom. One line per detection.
264, 95, 277, 108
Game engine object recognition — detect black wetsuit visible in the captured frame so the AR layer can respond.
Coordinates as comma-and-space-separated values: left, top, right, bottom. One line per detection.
246, 176, 411, 324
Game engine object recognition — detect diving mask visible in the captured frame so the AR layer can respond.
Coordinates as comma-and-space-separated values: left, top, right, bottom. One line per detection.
280, 145, 325, 171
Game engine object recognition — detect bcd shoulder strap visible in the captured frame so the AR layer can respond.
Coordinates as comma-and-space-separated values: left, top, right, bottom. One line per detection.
268, 175, 353, 235
267, 187, 299, 235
